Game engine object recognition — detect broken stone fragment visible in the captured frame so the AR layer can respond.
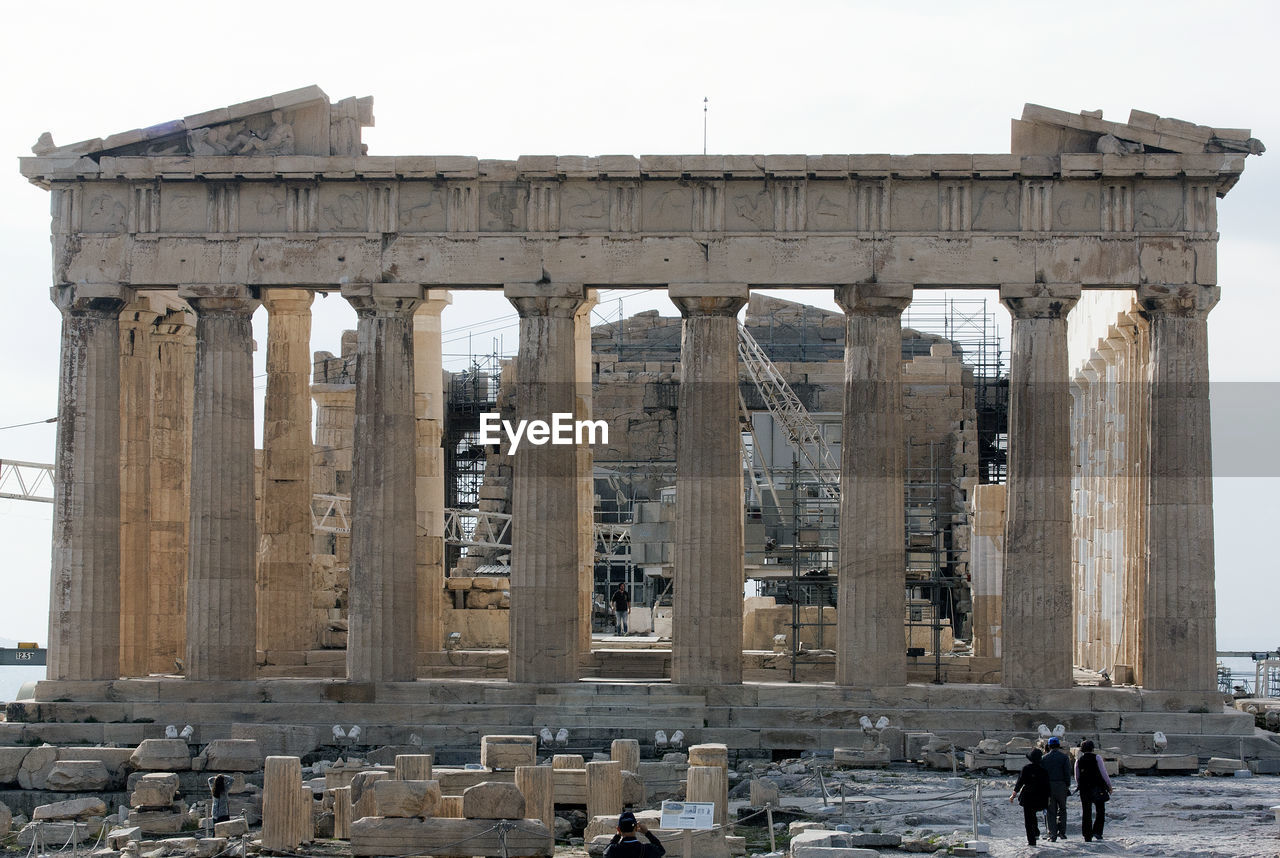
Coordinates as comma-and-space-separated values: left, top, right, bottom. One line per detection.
461, 781, 525, 819
45, 760, 111, 791
129, 739, 191, 771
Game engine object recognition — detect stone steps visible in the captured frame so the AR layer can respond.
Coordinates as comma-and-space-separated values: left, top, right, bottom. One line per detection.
5, 678, 1274, 762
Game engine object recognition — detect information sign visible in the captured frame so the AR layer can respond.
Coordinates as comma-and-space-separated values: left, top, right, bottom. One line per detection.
659, 800, 715, 830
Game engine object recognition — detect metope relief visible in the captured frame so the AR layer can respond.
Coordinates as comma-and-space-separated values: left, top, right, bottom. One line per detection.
725, 182, 772, 232
398, 184, 448, 232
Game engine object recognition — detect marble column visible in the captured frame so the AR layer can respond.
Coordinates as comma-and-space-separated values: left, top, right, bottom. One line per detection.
1118, 312, 1150, 684
258, 289, 315, 659
833, 283, 912, 687
182, 285, 260, 681
47, 283, 131, 681
505, 282, 586, 683
148, 307, 196, 675
118, 298, 163, 677
669, 284, 748, 686
574, 289, 598, 655
343, 283, 423, 682
413, 289, 451, 663
999, 283, 1079, 690
1138, 285, 1219, 691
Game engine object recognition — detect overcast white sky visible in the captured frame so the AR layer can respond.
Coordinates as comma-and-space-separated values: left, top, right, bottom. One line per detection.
1, 0, 1277, 656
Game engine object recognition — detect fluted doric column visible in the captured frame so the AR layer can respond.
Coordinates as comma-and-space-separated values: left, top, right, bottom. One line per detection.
505, 282, 586, 683
999, 283, 1079, 690
413, 289, 451, 661
342, 283, 423, 682
181, 285, 260, 680
258, 288, 315, 659
1139, 284, 1219, 691
575, 289, 599, 654
834, 283, 912, 686
48, 283, 131, 681
148, 307, 196, 675
118, 297, 163, 677
670, 284, 748, 686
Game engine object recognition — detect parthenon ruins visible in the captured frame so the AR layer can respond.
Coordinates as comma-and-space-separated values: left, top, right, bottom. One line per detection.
11, 86, 1269, 755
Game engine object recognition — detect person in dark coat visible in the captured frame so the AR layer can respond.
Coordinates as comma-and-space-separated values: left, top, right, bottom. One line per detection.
603, 811, 665, 857
1009, 747, 1050, 846
1074, 739, 1113, 841
1041, 736, 1073, 841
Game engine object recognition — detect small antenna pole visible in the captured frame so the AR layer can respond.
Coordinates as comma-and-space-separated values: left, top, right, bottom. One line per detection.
703, 97, 709, 155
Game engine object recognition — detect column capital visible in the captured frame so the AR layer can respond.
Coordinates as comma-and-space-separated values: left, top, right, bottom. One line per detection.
178, 284, 260, 316
341, 282, 425, 314
504, 282, 586, 318
50, 283, 133, 316
669, 283, 749, 317
416, 288, 453, 317
1137, 284, 1220, 318
154, 307, 196, 337
999, 283, 1081, 319
260, 287, 316, 314
834, 283, 912, 316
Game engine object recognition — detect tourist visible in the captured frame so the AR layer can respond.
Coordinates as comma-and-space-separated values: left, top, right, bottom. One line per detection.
208, 774, 230, 823
604, 810, 665, 857
1041, 736, 1073, 841
611, 583, 631, 635
1009, 747, 1050, 846
1074, 739, 1113, 841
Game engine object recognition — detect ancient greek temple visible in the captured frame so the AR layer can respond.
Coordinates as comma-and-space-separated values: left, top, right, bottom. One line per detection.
20, 87, 1262, 724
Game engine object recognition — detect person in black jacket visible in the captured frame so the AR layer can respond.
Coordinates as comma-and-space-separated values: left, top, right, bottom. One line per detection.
1074, 739, 1113, 841
610, 583, 632, 635
1041, 736, 1073, 841
604, 811, 665, 857
1009, 747, 1050, 846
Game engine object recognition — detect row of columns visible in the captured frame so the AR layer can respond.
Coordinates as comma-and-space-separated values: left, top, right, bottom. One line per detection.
47, 280, 1219, 692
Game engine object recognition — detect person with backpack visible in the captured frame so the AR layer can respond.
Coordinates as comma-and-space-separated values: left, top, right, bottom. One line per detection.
1074, 739, 1114, 841
1009, 747, 1051, 846
603, 811, 665, 857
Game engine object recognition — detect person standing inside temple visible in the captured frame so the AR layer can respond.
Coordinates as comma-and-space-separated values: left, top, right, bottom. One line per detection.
611, 582, 631, 635
1074, 739, 1113, 841
1041, 736, 1073, 841
1009, 747, 1050, 846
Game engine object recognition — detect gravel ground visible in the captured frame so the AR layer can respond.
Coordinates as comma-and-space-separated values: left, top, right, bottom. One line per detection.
552, 765, 1280, 857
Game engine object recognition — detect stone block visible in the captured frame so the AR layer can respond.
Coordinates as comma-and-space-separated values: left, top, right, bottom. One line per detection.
373, 779, 441, 818
33, 797, 108, 820
0, 801, 9, 836
0, 747, 29, 785
1156, 754, 1199, 772
480, 735, 536, 770
131, 773, 180, 808
18, 744, 58, 789
196, 837, 228, 857
351, 816, 552, 857
462, 781, 526, 819
127, 807, 187, 835
622, 770, 645, 805
18, 821, 96, 847
57, 747, 136, 777
129, 739, 191, 771
749, 778, 779, 806
231, 723, 319, 757
214, 817, 249, 837
46, 760, 111, 791
197, 739, 263, 771
106, 825, 142, 848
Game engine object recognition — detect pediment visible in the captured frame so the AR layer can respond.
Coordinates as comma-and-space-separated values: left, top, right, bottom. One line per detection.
30, 85, 373, 160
